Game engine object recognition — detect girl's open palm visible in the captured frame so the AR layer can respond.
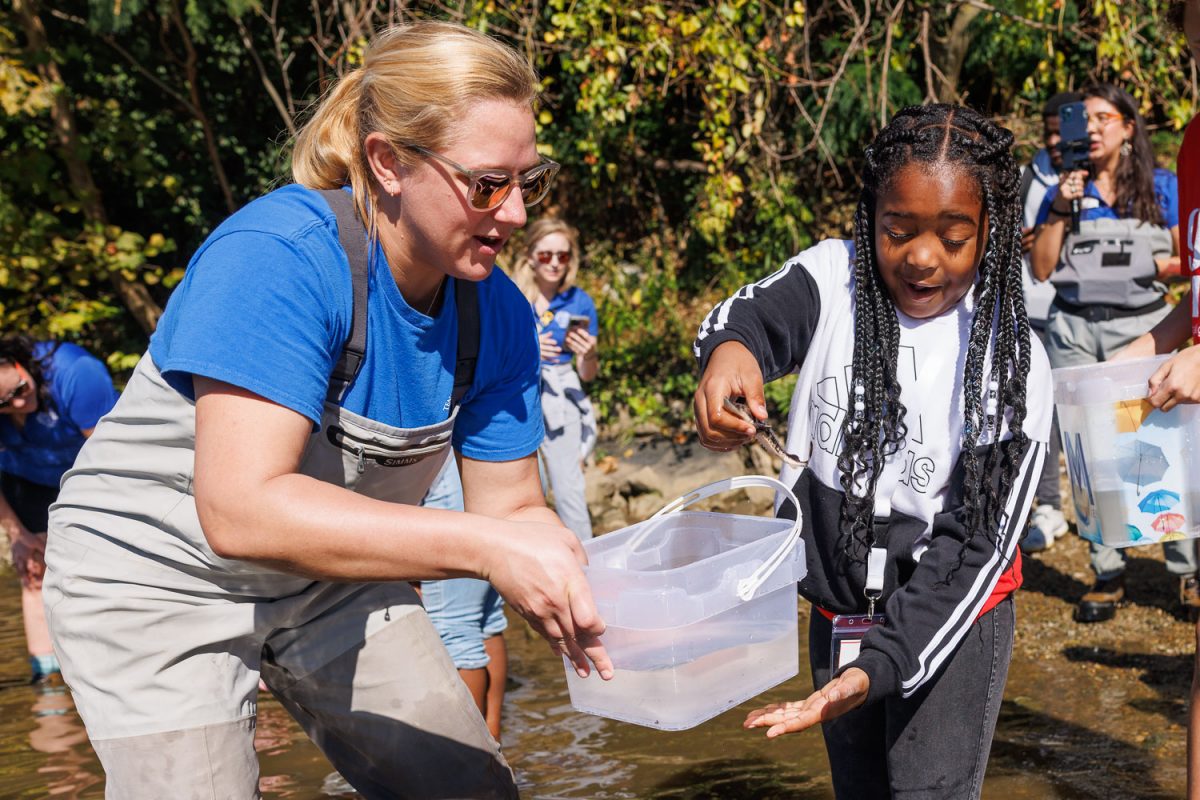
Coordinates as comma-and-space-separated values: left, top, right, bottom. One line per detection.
744, 667, 870, 737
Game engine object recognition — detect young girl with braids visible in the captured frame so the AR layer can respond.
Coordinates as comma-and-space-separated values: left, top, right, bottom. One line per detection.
693, 104, 1052, 799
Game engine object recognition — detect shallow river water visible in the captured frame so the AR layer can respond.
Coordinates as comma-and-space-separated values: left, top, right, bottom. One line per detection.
0, 571, 1177, 799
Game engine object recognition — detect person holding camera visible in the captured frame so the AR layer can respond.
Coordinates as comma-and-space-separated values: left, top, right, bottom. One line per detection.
512, 219, 599, 541
1030, 82, 1188, 623
1018, 91, 1082, 554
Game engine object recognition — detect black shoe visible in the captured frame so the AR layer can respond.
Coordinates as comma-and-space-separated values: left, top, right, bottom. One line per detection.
1075, 575, 1125, 623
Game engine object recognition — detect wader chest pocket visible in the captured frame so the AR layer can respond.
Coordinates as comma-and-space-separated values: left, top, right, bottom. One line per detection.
1068, 237, 1135, 267
326, 424, 447, 470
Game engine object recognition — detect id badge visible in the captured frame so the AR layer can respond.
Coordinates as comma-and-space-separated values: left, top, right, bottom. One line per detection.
830, 613, 885, 671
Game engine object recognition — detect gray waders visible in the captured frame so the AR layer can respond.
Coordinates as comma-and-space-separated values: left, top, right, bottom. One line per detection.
42, 190, 518, 800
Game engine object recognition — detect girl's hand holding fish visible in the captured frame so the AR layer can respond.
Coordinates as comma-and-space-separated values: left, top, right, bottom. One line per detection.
693, 341, 768, 450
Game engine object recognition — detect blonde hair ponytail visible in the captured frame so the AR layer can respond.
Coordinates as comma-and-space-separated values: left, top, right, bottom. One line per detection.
291, 21, 538, 234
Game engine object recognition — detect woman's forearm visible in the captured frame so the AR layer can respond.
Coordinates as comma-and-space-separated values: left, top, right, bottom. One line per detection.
197, 471, 508, 581
577, 352, 598, 381
1030, 218, 1066, 281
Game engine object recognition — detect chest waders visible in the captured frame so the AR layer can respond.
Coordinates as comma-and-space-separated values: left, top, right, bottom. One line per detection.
42, 189, 519, 800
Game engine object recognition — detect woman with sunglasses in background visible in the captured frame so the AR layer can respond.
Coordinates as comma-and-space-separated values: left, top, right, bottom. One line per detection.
512, 219, 600, 541
41, 22, 611, 798
1030, 82, 1187, 625
0, 335, 117, 685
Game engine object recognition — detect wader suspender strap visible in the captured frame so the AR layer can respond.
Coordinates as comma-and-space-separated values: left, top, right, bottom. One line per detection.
317, 188, 479, 406
452, 279, 479, 407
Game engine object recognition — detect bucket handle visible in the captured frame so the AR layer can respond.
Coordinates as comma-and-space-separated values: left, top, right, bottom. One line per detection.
635, 475, 803, 602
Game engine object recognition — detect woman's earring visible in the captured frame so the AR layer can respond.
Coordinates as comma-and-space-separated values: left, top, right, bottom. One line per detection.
1120, 139, 1132, 157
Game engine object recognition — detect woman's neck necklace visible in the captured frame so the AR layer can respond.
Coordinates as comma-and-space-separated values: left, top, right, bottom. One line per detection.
423, 278, 443, 316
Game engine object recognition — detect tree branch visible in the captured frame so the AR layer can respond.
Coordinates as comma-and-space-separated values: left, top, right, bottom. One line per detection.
233, 14, 297, 138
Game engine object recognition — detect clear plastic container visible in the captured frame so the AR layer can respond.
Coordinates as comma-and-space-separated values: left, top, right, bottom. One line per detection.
565, 476, 806, 730
1053, 356, 1200, 548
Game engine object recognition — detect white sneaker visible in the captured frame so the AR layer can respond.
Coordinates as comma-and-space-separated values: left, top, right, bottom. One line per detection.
1022, 505, 1069, 553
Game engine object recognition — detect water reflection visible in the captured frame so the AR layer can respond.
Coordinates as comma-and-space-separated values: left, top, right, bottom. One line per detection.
0, 576, 1187, 799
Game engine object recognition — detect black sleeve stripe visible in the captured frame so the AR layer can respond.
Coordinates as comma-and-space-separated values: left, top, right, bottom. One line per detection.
899, 440, 1045, 696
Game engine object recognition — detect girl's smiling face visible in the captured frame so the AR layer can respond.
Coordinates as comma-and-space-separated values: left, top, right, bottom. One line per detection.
874, 162, 987, 319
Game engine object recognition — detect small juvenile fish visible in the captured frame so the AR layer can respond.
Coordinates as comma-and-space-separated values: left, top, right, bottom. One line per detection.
722, 397, 807, 468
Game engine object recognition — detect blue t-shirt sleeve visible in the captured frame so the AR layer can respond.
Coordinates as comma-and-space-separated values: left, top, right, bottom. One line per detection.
151, 230, 348, 424
1156, 169, 1180, 229
55, 353, 117, 431
453, 279, 544, 461
1035, 187, 1058, 226
582, 290, 599, 336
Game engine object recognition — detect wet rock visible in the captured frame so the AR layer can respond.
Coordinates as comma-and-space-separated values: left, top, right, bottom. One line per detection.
627, 491, 667, 522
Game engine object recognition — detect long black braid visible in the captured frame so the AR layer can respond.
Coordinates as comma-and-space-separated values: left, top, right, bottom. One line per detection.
835, 104, 1031, 574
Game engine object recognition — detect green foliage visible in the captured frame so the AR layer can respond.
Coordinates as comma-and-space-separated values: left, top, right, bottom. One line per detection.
0, 0, 1193, 425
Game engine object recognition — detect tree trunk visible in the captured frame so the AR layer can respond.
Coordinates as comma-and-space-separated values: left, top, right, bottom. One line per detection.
936, 3, 983, 103
11, 0, 163, 334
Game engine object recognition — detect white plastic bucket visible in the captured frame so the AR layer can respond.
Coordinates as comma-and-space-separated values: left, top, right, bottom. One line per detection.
1053, 356, 1200, 548
565, 475, 806, 730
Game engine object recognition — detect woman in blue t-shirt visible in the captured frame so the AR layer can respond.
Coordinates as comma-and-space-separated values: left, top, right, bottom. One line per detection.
0, 336, 117, 683
512, 218, 600, 540
1030, 82, 1189, 624
41, 22, 611, 798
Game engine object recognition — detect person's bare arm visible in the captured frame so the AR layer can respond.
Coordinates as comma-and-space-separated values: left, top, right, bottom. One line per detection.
564, 328, 599, 382
1, 490, 41, 590
193, 376, 611, 677
1114, 300, 1192, 362
460, 454, 610, 676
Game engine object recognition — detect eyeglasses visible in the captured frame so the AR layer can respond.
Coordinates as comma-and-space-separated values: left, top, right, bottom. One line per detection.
534, 250, 571, 265
1088, 111, 1124, 127
0, 378, 29, 410
402, 144, 560, 210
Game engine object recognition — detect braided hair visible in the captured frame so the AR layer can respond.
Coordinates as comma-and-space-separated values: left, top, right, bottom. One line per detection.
836, 104, 1031, 575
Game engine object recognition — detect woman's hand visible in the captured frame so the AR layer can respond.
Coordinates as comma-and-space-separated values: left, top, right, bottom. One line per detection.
563, 328, 596, 360
694, 341, 765, 450
10, 528, 46, 591
1148, 347, 1200, 411
481, 521, 612, 680
460, 454, 612, 680
744, 667, 870, 738
539, 330, 562, 362
564, 328, 599, 381
1053, 169, 1089, 212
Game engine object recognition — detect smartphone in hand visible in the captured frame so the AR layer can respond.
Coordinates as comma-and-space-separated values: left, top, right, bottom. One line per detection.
567, 315, 591, 333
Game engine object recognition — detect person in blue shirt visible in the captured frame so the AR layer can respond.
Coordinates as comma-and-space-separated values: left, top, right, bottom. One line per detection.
0, 336, 117, 683
40, 22, 611, 799
1030, 82, 1191, 624
512, 218, 600, 540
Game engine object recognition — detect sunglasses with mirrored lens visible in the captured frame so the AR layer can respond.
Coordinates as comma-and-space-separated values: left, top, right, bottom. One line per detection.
0, 378, 29, 409
534, 250, 571, 265
402, 144, 560, 210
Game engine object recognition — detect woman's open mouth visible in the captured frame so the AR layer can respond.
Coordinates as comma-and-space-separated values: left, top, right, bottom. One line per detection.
474, 235, 505, 253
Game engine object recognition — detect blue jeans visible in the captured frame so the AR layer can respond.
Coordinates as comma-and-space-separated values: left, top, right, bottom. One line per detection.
419, 459, 507, 670
809, 597, 1014, 799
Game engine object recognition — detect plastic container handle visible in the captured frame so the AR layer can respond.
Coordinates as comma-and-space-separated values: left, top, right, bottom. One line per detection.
643, 475, 803, 602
